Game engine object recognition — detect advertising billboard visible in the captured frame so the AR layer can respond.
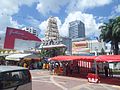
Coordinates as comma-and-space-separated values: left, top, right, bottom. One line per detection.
4, 27, 41, 49
72, 41, 90, 54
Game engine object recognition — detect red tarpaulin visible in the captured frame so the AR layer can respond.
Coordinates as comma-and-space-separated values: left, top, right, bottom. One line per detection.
95, 55, 120, 62
49, 55, 96, 62
49, 55, 120, 62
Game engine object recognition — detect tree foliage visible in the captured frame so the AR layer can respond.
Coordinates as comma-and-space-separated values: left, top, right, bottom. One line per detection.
99, 16, 120, 55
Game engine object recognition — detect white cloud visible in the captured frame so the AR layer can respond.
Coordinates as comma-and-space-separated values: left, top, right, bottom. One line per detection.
39, 19, 48, 37
10, 17, 23, 28
26, 16, 40, 28
60, 11, 102, 37
0, 0, 37, 15
0, 0, 38, 48
36, 0, 69, 15
36, 0, 112, 15
54, 17, 62, 31
39, 11, 102, 37
0, 15, 12, 34
115, 4, 120, 13
110, 4, 120, 18
66, 0, 112, 13
0, 0, 37, 34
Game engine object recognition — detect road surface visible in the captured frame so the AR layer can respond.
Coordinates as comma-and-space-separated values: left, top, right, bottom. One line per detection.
31, 70, 120, 90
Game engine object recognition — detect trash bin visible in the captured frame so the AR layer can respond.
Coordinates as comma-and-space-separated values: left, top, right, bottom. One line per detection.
87, 73, 100, 83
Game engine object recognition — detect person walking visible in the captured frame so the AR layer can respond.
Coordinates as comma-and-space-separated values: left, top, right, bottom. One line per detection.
104, 65, 109, 77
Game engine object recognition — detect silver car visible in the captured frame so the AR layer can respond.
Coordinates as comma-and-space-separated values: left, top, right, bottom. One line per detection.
0, 66, 32, 90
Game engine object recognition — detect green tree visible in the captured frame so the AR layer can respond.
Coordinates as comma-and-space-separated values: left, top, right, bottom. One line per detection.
99, 16, 120, 55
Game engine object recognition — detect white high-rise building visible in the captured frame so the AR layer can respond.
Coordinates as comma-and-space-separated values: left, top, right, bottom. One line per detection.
22, 27, 38, 37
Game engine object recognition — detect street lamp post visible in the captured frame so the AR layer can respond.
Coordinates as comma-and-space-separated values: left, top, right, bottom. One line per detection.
95, 47, 98, 75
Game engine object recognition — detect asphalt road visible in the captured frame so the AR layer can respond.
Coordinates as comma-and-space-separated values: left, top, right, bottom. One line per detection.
31, 70, 120, 90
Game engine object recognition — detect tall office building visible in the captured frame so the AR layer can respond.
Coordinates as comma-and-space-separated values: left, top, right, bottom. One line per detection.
22, 27, 38, 37
69, 20, 85, 39
45, 17, 60, 40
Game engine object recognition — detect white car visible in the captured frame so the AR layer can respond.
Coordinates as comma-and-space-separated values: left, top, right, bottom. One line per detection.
0, 66, 32, 90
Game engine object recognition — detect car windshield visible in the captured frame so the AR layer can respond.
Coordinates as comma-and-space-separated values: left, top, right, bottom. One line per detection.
0, 70, 31, 89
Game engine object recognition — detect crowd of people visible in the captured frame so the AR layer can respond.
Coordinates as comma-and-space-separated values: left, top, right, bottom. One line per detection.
0, 59, 114, 78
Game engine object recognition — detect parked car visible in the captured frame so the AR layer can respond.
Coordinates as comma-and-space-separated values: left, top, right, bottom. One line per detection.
0, 66, 32, 90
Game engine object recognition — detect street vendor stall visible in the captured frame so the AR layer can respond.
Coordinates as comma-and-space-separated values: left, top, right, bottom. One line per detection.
49, 55, 96, 75
49, 55, 120, 83
86, 55, 120, 83
5, 53, 31, 65
95, 55, 120, 77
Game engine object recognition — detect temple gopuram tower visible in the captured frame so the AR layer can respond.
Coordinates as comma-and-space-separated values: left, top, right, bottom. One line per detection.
45, 17, 60, 40
40, 17, 67, 57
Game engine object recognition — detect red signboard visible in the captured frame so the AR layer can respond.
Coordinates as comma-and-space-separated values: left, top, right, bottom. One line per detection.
4, 27, 41, 49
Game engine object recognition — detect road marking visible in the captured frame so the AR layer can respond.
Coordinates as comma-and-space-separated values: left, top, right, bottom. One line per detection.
70, 83, 93, 90
99, 84, 114, 90
112, 85, 120, 89
32, 80, 53, 83
50, 76, 68, 90
53, 75, 86, 81
32, 75, 50, 79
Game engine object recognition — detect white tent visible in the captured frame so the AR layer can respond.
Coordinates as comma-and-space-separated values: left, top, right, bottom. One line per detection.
5, 53, 31, 61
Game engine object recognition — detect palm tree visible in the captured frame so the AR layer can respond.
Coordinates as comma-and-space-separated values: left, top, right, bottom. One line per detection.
99, 17, 120, 55
112, 16, 120, 54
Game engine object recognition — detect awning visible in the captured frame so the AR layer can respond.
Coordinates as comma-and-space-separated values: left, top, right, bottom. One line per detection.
24, 54, 40, 59
0, 54, 10, 57
23, 58, 41, 61
49, 55, 120, 62
5, 53, 31, 61
49, 55, 96, 62
95, 55, 120, 62
23, 54, 41, 61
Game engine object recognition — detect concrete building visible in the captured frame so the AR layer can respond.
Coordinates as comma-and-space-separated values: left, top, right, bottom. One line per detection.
69, 20, 85, 39
72, 38, 105, 55
60, 37, 72, 55
22, 27, 38, 37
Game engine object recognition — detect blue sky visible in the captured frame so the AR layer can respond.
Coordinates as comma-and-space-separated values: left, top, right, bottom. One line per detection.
0, 0, 120, 39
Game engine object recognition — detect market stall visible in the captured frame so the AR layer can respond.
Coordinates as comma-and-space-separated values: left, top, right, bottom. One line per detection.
5, 53, 31, 65
95, 55, 120, 77
49, 55, 96, 75
49, 55, 120, 83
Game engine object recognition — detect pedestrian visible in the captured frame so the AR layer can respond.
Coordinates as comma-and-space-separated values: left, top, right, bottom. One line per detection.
97, 65, 100, 74
70, 64, 73, 75
91, 65, 95, 74
75, 64, 80, 74
104, 65, 109, 77
43, 63, 46, 69
23, 62, 28, 68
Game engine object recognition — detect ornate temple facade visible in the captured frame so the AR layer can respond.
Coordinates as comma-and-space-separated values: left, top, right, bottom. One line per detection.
45, 17, 60, 40
40, 17, 66, 57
